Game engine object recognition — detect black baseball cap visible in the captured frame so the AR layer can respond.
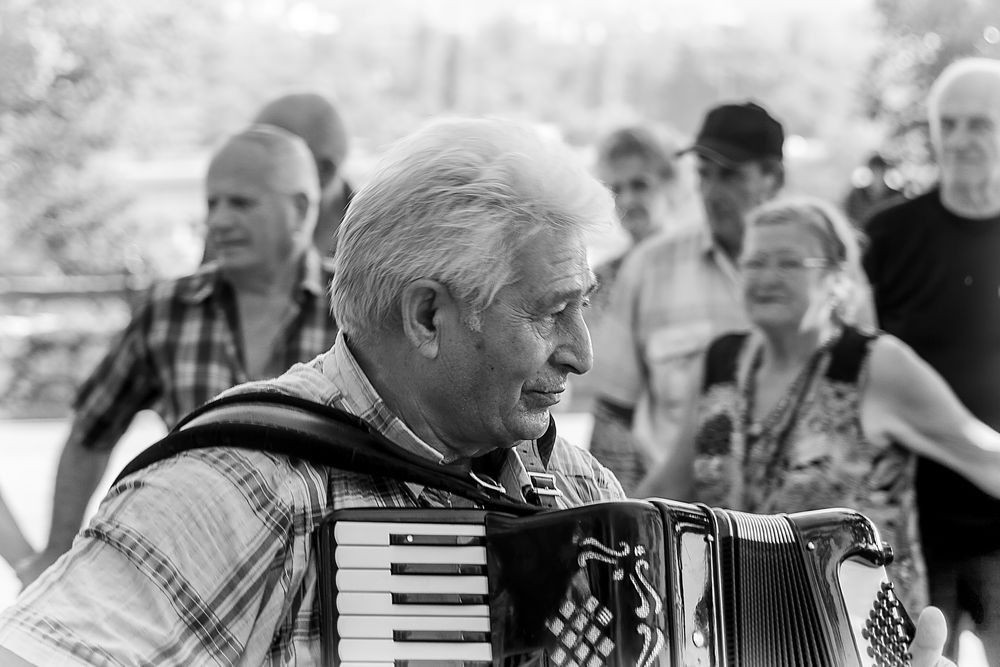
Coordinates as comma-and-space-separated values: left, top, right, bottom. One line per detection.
679, 102, 784, 167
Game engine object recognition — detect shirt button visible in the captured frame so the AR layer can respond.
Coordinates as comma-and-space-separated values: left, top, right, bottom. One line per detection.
964, 275, 973, 286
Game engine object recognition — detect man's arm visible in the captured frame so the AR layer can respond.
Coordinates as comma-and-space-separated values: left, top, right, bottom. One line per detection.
0, 490, 34, 574
0, 450, 298, 664
20, 302, 160, 587
17, 441, 112, 585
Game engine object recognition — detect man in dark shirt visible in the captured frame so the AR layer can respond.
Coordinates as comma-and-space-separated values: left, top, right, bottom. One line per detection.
864, 57, 1000, 662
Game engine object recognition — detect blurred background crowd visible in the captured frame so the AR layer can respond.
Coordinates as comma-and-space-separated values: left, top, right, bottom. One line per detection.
2, 0, 997, 418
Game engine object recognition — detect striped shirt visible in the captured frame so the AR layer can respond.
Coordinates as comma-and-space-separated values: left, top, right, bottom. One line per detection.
0, 333, 624, 666
66, 249, 338, 453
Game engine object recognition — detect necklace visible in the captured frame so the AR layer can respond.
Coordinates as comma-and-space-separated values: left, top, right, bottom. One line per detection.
726, 330, 839, 509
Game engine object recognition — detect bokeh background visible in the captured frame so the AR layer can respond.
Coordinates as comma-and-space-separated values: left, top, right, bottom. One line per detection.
1, 0, 999, 661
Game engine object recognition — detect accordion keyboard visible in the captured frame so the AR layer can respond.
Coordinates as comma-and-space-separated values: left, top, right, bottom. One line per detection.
331, 517, 493, 667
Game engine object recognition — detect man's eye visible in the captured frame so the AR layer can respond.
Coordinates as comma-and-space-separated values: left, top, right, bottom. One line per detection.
970, 118, 995, 133
777, 258, 803, 271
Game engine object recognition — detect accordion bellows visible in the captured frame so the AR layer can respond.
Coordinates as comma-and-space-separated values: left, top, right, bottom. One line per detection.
317, 499, 915, 667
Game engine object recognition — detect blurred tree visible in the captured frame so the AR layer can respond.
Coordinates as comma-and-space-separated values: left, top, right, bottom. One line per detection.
861, 0, 1000, 189
0, 0, 218, 276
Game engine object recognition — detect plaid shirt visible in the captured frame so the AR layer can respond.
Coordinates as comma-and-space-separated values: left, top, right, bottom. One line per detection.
0, 332, 624, 666
66, 249, 338, 453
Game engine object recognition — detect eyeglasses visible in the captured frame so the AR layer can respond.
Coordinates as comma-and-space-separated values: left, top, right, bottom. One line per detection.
738, 256, 829, 276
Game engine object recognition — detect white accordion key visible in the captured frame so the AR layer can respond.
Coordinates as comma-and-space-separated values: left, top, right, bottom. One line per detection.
336, 568, 488, 594
335, 520, 485, 545
339, 638, 493, 661
336, 592, 489, 617
334, 544, 487, 568
338, 614, 491, 638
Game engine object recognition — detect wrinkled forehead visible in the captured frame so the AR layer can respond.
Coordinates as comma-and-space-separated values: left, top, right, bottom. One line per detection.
507, 228, 594, 300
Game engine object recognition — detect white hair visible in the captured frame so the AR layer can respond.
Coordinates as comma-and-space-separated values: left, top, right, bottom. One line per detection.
928, 58, 1000, 125
331, 117, 614, 342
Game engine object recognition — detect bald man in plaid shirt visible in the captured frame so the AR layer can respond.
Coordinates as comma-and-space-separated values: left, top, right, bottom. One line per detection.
16, 123, 339, 586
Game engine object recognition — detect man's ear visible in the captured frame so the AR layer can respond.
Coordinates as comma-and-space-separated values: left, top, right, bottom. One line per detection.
316, 158, 338, 190
290, 192, 311, 229
767, 163, 786, 194
399, 279, 453, 359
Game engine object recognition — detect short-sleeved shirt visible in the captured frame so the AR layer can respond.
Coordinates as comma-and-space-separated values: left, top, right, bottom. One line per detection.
588, 226, 747, 481
0, 332, 625, 666
67, 249, 339, 453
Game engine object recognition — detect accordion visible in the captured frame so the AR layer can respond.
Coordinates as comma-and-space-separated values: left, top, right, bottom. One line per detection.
317, 499, 915, 667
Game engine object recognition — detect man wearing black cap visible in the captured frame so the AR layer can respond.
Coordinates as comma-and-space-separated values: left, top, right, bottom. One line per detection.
587, 101, 786, 494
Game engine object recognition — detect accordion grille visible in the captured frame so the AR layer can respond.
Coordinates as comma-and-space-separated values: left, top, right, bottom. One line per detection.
722, 511, 831, 667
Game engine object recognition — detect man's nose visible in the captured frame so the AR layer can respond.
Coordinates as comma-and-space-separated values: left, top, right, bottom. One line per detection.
699, 173, 725, 200
617, 186, 639, 208
206, 202, 233, 229
554, 310, 593, 376
943, 123, 972, 149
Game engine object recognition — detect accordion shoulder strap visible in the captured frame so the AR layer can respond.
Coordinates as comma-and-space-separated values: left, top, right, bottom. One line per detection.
113, 391, 543, 516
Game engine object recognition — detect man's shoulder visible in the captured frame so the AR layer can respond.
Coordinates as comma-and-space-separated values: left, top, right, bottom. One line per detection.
616, 226, 708, 284
141, 264, 219, 305
866, 189, 939, 232
548, 435, 625, 501
111, 444, 328, 528
219, 354, 334, 403
632, 225, 707, 261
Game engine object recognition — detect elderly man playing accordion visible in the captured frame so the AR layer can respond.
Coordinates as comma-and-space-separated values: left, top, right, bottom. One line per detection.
0, 118, 955, 666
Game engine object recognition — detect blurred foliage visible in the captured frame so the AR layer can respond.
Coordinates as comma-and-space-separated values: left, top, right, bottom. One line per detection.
0, 0, 218, 276
4, 0, 992, 416
861, 0, 1000, 189
2, 0, 898, 281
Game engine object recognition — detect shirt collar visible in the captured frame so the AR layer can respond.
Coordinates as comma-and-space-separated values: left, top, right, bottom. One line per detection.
322, 331, 553, 503
179, 248, 326, 304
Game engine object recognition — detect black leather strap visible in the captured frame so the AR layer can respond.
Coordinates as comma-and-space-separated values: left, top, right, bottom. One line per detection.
114, 391, 544, 516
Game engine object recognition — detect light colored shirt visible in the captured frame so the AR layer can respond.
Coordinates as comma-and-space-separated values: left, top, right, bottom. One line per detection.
0, 332, 623, 666
589, 226, 748, 486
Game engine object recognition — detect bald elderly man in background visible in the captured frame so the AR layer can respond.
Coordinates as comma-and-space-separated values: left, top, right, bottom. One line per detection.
18, 125, 340, 585
200, 93, 353, 260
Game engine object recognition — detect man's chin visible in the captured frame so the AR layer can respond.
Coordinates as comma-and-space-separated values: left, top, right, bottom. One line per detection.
512, 410, 552, 442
